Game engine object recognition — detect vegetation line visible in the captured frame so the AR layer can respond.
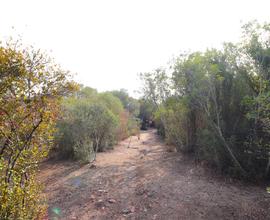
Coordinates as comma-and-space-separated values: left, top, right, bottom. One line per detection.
1, 20, 270, 219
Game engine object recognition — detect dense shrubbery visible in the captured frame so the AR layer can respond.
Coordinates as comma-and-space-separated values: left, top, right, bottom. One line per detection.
2, 19, 269, 220
0, 43, 75, 219
141, 21, 270, 180
138, 99, 156, 130
0, 42, 140, 218
54, 87, 140, 162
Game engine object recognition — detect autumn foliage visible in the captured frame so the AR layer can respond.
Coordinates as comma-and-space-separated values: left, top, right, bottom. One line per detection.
0, 43, 76, 219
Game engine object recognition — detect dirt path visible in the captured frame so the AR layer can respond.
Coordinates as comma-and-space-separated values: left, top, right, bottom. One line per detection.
39, 130, 270, 220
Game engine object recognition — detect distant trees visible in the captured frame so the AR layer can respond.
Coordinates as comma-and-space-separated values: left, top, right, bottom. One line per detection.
109, 89, 140, 139
140, 21, 270, 180
111, 89, 140, 116
139, 68, 171, 132
138, 99, 156, 130
0, 43, 76, 219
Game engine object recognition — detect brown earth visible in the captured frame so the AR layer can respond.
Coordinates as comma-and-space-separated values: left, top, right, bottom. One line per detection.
39, 129, 270, 220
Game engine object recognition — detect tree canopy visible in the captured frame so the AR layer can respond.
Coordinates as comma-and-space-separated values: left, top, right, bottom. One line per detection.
140, 21, 270, 180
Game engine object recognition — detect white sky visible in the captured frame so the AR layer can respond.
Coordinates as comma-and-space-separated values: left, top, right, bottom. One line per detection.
1, 0, 269, 97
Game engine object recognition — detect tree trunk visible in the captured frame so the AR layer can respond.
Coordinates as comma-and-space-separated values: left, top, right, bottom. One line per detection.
214, 123, 247, 175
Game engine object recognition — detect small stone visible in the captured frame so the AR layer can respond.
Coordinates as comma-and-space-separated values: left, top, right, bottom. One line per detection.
122, 209, 131, 214
95, 199, 105, 209
130, 206, 135, 213
108, 198, 116, 203
98, 189, 107, 193
89, 163, 96, 169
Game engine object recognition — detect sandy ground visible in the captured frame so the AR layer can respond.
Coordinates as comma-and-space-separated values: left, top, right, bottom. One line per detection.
39, 130, 270, 220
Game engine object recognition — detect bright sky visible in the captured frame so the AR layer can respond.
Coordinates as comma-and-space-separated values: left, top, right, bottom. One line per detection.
1, 0, 269, 97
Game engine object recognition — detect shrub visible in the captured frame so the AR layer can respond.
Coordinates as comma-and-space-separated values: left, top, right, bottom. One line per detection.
140, 21, 270, 180
0, 43, 75, 219
55, 89, 120, 162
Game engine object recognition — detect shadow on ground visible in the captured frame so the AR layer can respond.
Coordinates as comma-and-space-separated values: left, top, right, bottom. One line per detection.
39, 130, 270, 220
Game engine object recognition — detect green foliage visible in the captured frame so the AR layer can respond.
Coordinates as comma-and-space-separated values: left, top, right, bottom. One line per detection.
155, 98, 188, 150
55, 86, 140, 162
127, 116, 141, 137
140, 21, 270, 180
138, 99, 156, 130
0, 42, 76, 219
98, 92, 124, 116
110, 89, 140, 116
140, 68, 171, 106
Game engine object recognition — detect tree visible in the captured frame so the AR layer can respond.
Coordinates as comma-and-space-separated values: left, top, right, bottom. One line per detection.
240, 21, 270, 177
139, 68, 171, 132
55, 87, 123, 162
111, 89, 140, 116
139, 68, 171, 107
98, 92, 124, 117
140, 21, 270, 179
138, 99, 156, 130
0, 42, 76, 219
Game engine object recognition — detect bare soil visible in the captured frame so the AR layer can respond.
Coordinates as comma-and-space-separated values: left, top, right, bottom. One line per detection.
39, 130, 270, 220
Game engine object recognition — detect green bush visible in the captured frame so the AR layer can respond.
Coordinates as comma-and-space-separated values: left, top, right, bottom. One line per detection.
73, 138, 95, 163
140, 21, 270, 180
55, 87, 129, 162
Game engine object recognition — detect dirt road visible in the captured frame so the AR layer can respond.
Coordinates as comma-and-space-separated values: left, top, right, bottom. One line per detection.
40, 130, 270, 220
